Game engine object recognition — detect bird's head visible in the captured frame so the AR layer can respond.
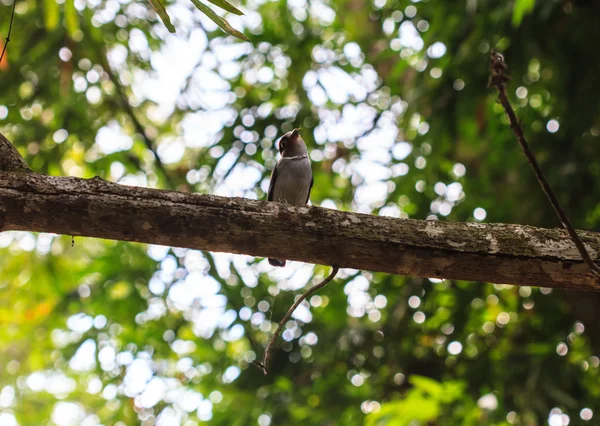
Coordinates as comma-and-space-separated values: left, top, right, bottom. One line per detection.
278, 128, 307, 157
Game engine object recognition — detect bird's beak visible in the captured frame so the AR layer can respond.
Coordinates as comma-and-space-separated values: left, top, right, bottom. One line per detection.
291, 128, 300, 139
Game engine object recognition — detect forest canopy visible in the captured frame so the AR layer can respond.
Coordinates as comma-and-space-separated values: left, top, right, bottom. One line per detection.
1, 0, 600, 425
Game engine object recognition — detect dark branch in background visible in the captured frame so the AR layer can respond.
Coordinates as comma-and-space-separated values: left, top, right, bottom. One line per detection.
104, 65, 177, 190
488, 50, 600, 280
176, 20, 211, 106
82, 22, 180, 190
356, 109, 383, 141
0, 0, 16, 64
253, 266, 339, 375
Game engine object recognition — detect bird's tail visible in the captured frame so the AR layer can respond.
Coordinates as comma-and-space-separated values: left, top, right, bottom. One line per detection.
268, 258, 286, 267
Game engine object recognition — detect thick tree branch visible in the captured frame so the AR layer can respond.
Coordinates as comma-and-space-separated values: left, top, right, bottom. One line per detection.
1, 170, 600, 290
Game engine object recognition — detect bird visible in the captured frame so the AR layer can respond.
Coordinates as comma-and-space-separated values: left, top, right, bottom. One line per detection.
267, 128, 313, 267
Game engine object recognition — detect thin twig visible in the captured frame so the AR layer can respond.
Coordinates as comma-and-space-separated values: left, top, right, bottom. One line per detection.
253, 266, 339, 375
0, 0, 16, 64
488, 50, 600, 279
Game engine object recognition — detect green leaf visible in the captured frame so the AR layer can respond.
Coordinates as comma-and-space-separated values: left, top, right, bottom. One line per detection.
44, 0, 59, 30
205, 0, 244, 16
512, 0, 535, 26
190, 0, 249, 41
64, 0, 80, 36
526, 342, 552, 355
399, 394, 440, 422
440, 381, 466, 403
148, 0, 176, 33
109, 281, 132, 300
365, 396, 440, 426
409, 375, 443, 398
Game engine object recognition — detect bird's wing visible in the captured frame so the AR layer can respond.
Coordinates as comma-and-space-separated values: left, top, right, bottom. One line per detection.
267, 164, 278, 201
305, 176, 313, 204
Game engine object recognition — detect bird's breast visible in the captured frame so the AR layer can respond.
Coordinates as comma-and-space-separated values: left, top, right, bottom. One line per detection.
272, 158, 312, 205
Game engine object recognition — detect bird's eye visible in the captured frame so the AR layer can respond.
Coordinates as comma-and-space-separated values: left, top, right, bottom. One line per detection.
279, 138, 287, 152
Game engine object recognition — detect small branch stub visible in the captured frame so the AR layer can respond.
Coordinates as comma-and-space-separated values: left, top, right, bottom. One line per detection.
0, 133, 32, 173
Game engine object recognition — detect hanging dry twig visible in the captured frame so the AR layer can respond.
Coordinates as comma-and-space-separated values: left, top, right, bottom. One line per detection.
488, 50, 600, 279
253, 266, 339, 375
0, 0, 16, 64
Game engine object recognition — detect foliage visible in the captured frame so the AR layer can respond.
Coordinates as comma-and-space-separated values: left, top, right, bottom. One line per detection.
148, 0, 247, 40
1, 0, 600, 425
512, 0, 536, 27
365, 376, 480, 426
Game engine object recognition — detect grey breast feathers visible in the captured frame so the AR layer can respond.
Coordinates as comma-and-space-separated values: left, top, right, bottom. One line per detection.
271, 156, 312, 205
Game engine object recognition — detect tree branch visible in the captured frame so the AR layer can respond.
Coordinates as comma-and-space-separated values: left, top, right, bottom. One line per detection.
1, 169, 600, 290
253, 266, 339, 375
89, 34, 178, 190
488, 50, 600, 278
106, 66, 177, 190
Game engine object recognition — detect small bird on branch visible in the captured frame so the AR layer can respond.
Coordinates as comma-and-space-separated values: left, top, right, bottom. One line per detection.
267, 128, 313, 267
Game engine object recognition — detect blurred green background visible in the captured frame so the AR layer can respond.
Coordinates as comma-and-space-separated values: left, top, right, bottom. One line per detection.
1, 0, 600, 424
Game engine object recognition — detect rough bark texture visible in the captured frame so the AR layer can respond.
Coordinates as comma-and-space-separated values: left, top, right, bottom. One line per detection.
0, 171, 599, 290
